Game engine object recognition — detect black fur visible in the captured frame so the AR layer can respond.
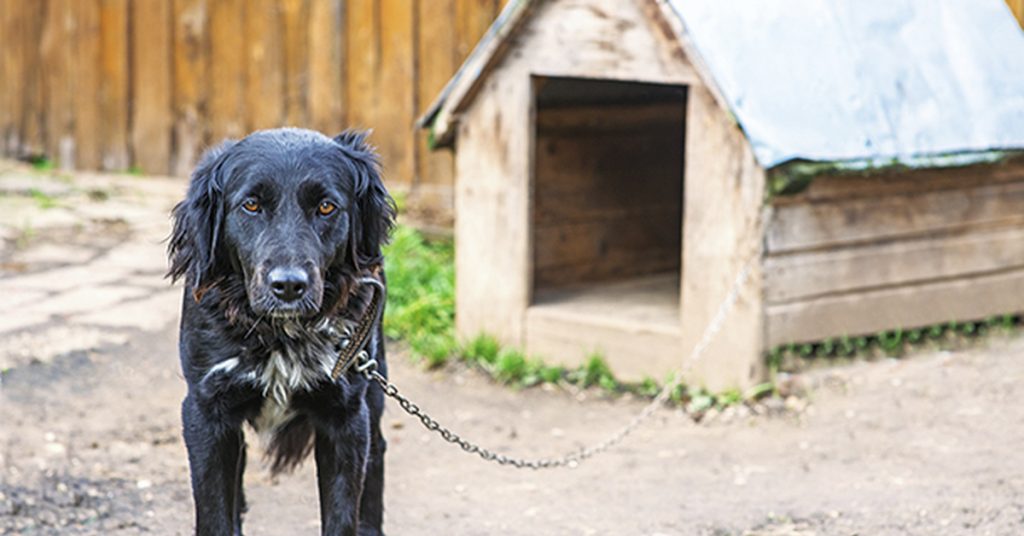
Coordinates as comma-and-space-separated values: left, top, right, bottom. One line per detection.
168, 128, 396, 536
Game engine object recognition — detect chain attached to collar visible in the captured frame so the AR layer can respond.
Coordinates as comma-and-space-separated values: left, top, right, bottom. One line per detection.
330, 275, 386, 381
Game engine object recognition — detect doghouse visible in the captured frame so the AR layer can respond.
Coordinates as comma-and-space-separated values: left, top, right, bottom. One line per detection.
419, 0, 1024, 389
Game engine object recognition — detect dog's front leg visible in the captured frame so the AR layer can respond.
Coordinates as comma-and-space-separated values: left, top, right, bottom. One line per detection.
182, 394, 245, 536
315, 402, 371, 536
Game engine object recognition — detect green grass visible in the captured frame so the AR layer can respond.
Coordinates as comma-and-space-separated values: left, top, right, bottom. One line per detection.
382, 224, 774, 409
767, 313, 1024, 372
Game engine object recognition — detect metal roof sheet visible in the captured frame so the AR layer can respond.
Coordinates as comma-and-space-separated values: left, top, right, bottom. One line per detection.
668, 0, 1024, 168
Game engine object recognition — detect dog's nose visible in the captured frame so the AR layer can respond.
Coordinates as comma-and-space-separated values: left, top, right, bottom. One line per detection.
268, 267, 308, 302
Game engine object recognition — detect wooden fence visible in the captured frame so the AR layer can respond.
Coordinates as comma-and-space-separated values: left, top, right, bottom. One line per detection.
0, 0, 508, 222
0, 0, 1020, 223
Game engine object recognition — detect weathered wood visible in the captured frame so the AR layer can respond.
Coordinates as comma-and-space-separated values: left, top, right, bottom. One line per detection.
766, 267, 1024, 346
456, 0, 497, 58
767, 179, 1024, 254
43, 0, 76, 167
172, 0, 208, 175
280, 0, 309, 127
526, 275, 682, 381
20, 1, 46, 157
775, 163, 1024, 205
344, 0, 378, 131
98, 0, 130, 170
679, 83, 767, 390
453, 66, 531, 344
765, 225, 1024, 304
131, 0, 174, 175
1007, 0, 1024, 28
308, 0, 345, 134
535, 102, 685, 131
209, 0, 247, 141
377, 0, 416, 184
0, 1, 11, 154
245, 0, 284, 131
72, 0, 103, 170
532, 101, 683, 289
413, 0, 458, 221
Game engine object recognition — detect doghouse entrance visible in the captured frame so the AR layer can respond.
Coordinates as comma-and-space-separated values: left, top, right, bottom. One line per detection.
527, 77, 686, 374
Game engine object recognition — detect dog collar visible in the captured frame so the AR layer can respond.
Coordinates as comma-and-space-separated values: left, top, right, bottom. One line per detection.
330, 274, 386, 381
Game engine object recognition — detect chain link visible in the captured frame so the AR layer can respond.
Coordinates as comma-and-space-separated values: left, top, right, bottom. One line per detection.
364, 208, 771, 469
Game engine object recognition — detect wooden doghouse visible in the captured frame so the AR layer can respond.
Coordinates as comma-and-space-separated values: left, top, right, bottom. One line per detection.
419, 0, 1024, 390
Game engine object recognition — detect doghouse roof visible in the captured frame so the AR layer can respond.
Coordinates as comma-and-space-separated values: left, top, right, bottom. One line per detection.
420, 0, 1024, 170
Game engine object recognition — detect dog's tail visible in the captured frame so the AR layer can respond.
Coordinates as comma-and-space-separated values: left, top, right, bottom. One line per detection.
266, 417, 315, 475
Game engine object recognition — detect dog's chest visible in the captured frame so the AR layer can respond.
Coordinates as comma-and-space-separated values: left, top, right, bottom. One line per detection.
246, 319, 350, 439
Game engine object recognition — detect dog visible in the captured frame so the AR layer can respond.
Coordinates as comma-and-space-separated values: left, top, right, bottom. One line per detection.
167, 128, 396, 535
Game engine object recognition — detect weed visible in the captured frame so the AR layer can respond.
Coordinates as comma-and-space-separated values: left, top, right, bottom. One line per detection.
30, 157, 55, 172
568, 352, 615, 388
462, 333, 500, 366
28, 188, 58, 209
494, 348, 528, 384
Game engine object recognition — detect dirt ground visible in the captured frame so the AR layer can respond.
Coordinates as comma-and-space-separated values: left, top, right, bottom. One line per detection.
2, 163, 1023, 536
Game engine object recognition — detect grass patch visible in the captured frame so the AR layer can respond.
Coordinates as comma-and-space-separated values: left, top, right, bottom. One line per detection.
767, 313, 1024, 372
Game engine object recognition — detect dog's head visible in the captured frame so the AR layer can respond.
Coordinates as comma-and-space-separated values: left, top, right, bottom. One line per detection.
168, 128, 395, 319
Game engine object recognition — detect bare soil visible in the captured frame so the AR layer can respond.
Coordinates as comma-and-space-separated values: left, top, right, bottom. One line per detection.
2, 163, 1023, 535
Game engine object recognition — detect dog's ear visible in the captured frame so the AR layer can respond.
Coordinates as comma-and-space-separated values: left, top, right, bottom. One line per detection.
333, 130, 396, 271
167, 140, 237, 297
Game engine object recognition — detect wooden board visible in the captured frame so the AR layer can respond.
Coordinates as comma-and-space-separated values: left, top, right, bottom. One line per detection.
526, 274, 682, 381
43, 0, 75, 167
413, 0, 458, 221
98, 0, 130, 170
20, 2, 46, 157
308, 0, 345, 134
73, 0, 103, 170
245, 0, 284, 131
766, 267, 1024, 346
377, 0, 416, 184
280, 0, 309, 127
765, 224, 1024, 304
767, 179, 1024, 254
209, 0, 246, 141
344, 0, 378, 130
172, 0, 208, 175
131, 0, 174, 175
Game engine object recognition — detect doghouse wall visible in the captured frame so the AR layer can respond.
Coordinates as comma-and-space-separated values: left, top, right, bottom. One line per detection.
532, 100, 684, 292
764, 162, 1024, 346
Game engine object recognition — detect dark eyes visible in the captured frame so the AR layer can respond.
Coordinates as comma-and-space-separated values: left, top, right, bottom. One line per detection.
242, 198, 260, 213
318, 200, 337, 216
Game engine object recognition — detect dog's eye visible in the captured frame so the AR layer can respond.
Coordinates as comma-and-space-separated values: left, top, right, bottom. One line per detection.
318, 201, 337, 216
242, 199, 260, 213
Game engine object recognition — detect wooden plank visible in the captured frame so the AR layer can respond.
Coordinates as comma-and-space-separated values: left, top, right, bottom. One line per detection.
767, 179, 1024, 254
766, 267, 1024, 346
20, 1, 46, 158
6, 0, 26, 153
172, 0, 208, 175
42, 0, 75, 167
307, 0, 344, 134
413, 0, 458, 221
455, 0, 497, 60
209, 0, 247, 141
98, 0, 130, 170
775, 163, 1024, 205
764, 225, 1024, 304
131, 0, 173, 175
280, 0, 309, 126
0, 1, 10, 156
344, 0, 378, 129
526, 292, 682, 382
72, 0, 103, 170
245, 0, 284, 131
377, 0, 416, 184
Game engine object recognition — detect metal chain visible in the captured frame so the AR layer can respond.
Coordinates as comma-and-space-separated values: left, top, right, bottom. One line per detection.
363, 208, 771, 469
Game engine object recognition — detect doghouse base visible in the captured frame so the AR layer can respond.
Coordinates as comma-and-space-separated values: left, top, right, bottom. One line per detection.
525, 274, 681, 381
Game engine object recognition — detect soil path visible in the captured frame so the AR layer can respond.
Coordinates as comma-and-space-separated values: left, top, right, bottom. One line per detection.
2, 164, 1022, 535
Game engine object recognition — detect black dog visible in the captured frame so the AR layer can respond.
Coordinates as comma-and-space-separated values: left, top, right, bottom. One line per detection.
167, 128, 395, 535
